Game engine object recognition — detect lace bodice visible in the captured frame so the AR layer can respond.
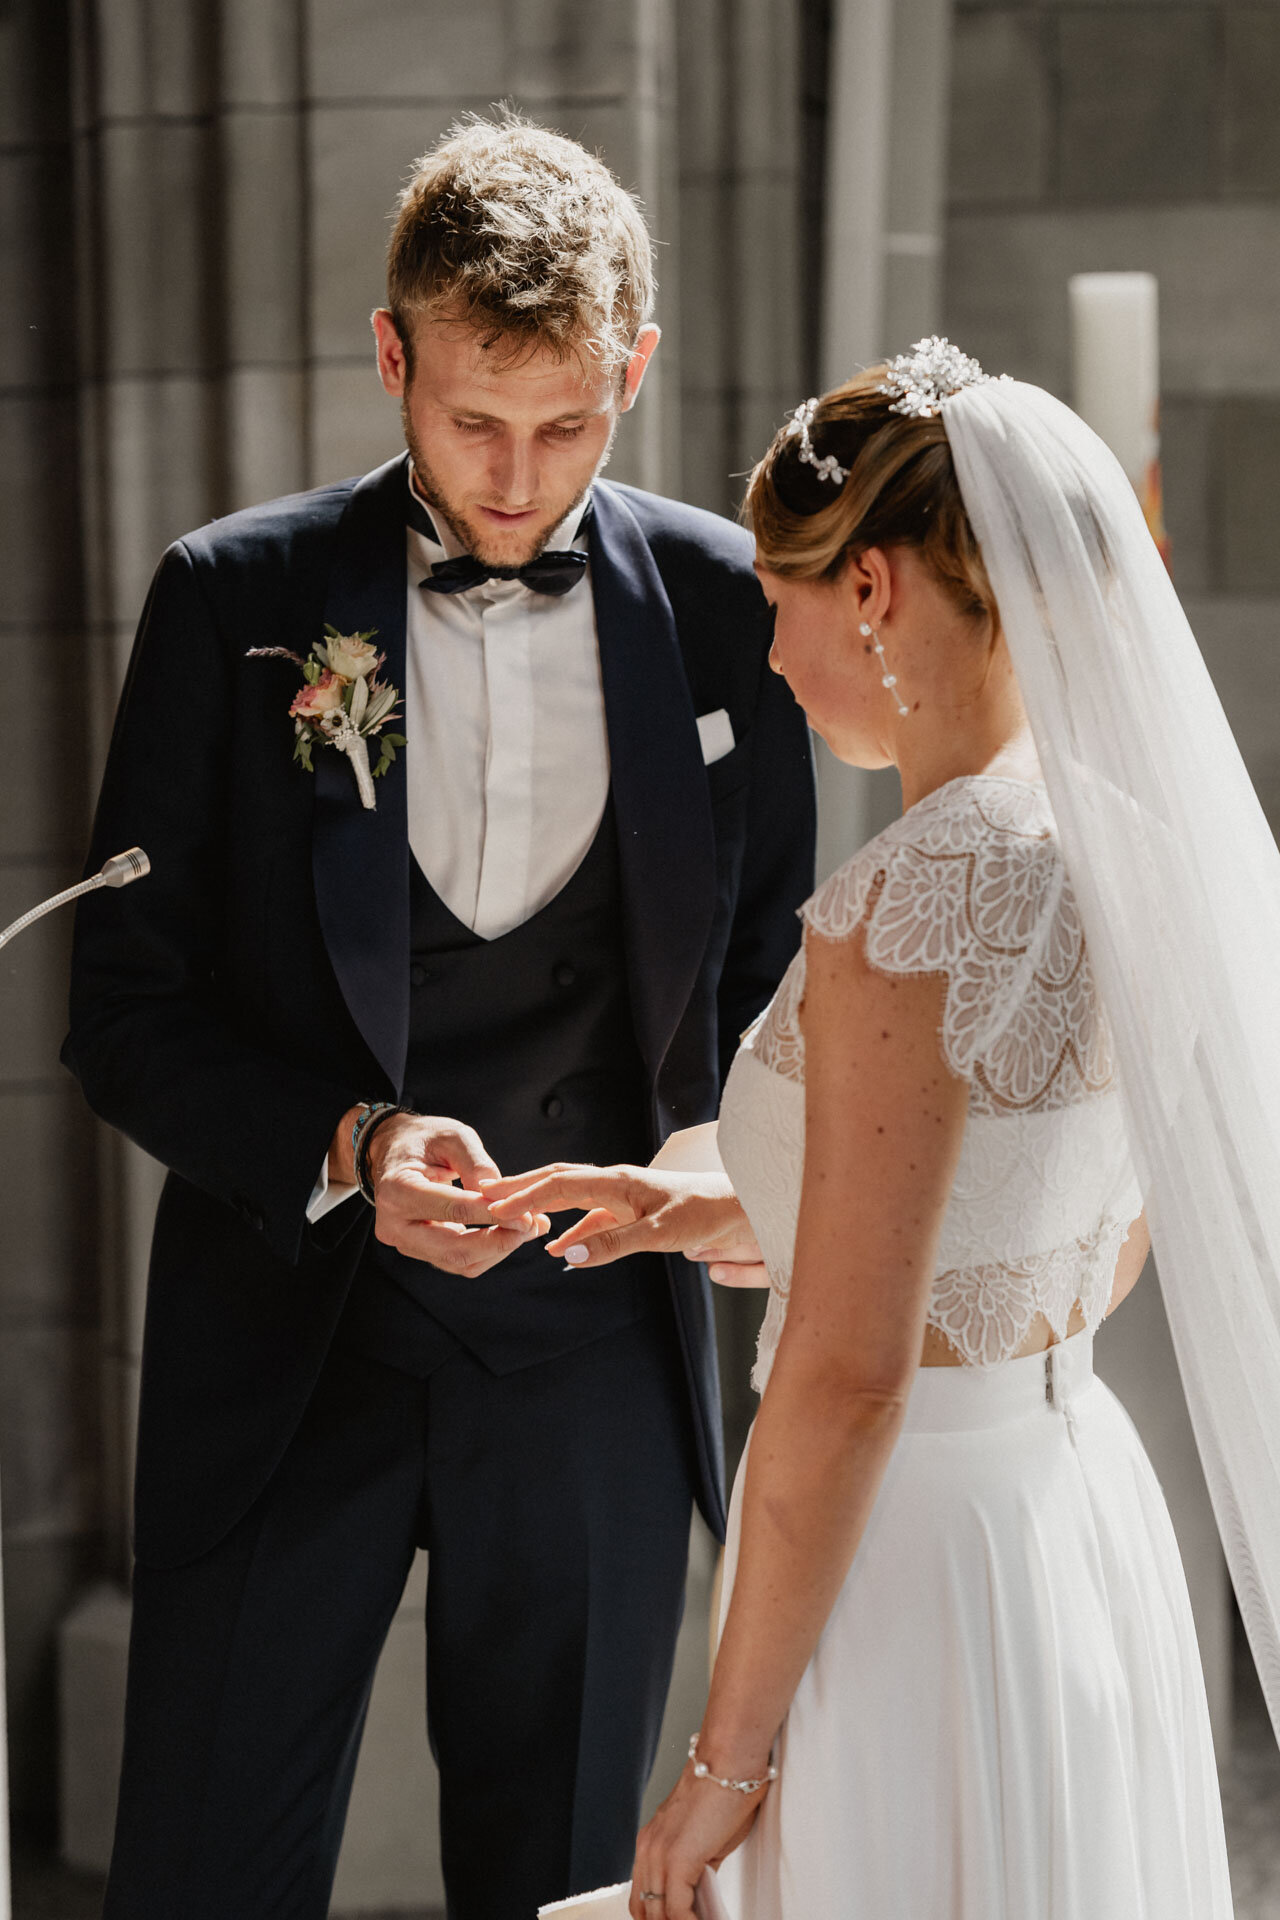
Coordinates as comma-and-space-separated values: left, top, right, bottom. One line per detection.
717, 776, 1142, 1387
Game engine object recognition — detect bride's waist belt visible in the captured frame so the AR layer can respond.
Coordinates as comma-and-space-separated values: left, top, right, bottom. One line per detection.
902, 1327, 1095, 1434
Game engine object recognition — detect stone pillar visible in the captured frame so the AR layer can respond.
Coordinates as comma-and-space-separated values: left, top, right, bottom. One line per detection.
674, 0, 805, 517
671, 0, 812, 1486
0, 0, 103, 1846
68, 0, 314, 1580
815, 0, 954, 877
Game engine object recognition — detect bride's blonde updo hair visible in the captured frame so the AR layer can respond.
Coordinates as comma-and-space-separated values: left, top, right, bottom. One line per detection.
746, 367, 997, 627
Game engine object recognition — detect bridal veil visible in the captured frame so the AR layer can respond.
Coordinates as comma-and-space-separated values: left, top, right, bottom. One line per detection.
946, 372, 1280, 1742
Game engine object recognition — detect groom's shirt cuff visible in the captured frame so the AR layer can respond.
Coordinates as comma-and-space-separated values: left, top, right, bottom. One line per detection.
306, 1154, 360, 1223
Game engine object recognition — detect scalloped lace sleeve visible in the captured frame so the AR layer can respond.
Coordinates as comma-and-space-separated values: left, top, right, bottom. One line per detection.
793, 778, 1115, 1113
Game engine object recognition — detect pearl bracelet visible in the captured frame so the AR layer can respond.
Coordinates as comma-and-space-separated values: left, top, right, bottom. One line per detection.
687, 1733, 778, 1795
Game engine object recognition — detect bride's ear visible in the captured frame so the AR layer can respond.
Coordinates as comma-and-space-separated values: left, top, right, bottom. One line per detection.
839, 545, 893, 631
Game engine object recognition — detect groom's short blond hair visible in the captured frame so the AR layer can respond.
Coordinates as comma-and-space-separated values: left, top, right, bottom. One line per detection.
387, 112, 655, 380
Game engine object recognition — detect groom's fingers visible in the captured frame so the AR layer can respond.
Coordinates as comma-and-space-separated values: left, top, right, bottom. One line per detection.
389, 1218, 549, 1274
420, 1122, 500, 1191
381, 1172, 497, 1228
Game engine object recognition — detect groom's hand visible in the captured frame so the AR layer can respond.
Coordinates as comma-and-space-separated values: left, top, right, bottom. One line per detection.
361, 1114, 550, 1275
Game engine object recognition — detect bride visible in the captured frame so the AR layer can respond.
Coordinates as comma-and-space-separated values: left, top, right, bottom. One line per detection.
487, 341, 1280, 1917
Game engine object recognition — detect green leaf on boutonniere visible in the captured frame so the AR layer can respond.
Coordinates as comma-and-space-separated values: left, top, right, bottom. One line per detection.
303, 658, 322, 685
324, 622, 378, 643
372, 732, 408, 778
363, 687, 401, 733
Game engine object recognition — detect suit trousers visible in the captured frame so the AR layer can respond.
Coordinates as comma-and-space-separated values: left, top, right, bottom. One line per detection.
103, 1303, 697, 1920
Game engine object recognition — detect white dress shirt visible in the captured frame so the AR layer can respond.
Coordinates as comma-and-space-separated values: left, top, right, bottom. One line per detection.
308, 469, 608, 1219
405, 477, 608, 935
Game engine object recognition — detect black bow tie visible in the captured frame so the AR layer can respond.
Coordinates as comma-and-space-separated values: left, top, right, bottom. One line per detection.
420, 549, 589, 598
407, 480, 593, 598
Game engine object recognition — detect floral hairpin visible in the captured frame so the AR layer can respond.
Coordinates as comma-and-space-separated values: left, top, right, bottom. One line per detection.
877, 336, 1004, 418
785, 396, 850, 487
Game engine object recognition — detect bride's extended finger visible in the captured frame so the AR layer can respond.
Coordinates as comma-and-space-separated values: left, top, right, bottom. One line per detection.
475, 1162, 579, 1199
545, 1208, 619, 1256
551, 1213, 661, 1267
487, 1169, 635, 1223
396, 1220, 543, 1273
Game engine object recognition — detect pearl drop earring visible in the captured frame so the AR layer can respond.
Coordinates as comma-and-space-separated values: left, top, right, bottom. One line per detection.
859, 621, 910, 717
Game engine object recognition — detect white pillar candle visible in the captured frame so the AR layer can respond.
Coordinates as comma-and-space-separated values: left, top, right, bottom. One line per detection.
1070, 270, 1170, 568
1068, 271, 1159, 490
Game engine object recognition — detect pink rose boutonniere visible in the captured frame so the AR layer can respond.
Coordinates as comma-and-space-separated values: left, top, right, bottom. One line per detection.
248, 626, 406, 810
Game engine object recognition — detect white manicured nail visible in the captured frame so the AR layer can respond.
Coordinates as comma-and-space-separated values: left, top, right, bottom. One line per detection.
564, 1245, 590, 1265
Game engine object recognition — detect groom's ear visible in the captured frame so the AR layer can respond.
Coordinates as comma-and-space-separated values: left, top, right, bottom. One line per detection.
372, 308, 409, 398
620, 324, 661, 412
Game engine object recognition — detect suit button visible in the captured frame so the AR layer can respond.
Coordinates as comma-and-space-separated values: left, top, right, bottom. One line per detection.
553, 961, 577, 989
410, 963, 426, 988
542, 1094, 564, 1120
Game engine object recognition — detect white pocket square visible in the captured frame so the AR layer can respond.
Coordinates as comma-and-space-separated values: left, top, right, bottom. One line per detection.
697, 708, 735, 766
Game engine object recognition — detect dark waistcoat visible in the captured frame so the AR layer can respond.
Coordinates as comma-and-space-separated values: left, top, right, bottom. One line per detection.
338, 798, 666, 1377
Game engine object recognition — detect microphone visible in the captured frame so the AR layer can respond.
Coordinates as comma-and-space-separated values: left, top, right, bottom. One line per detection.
0, 848, 151, 953
99, 848, 151, 888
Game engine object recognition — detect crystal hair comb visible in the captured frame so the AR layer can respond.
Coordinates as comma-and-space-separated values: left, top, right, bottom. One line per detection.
878, 336, 1004, 419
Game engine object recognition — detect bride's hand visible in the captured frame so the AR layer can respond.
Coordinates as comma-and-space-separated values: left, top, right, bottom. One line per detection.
628, 1760, 767, 1918
479, 1163, 760, 1271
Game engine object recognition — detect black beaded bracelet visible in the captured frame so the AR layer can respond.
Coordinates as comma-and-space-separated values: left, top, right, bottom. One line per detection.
354, 1102, 415, 1205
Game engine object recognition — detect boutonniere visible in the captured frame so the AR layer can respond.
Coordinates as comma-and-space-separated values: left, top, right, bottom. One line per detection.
247, 626, 406, 810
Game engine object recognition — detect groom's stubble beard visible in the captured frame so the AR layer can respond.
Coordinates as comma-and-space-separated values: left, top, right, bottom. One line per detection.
402, 395, 617, 568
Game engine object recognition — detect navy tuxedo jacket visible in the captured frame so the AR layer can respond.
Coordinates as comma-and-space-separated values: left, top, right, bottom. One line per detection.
63, 454, 816, 1565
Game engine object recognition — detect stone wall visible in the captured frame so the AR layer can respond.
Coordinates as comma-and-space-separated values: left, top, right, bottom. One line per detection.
946, 0, 1280, 812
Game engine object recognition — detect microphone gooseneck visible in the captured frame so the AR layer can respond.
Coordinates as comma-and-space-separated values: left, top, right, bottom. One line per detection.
0, 848, 150, 953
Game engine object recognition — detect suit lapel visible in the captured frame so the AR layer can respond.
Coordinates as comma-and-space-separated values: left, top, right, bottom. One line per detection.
590, 484, 716, 1082
312, 453, 411, 1091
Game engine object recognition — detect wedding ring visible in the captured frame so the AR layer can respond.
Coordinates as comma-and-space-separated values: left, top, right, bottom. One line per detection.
639, 1895, 663, 1904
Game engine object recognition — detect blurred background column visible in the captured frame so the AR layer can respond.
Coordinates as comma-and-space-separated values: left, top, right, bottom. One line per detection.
0, 0, 103, 1858
815, 0, 954, 880
70, 0, 315, 1603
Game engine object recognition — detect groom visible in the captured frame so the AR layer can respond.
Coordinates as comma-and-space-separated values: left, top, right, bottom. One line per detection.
64, 114, 814, 1918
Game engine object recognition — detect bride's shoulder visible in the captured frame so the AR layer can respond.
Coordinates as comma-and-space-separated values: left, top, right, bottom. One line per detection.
800, 774, 1060, 949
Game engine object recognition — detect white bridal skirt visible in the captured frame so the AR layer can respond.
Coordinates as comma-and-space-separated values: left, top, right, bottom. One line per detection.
715, 1330, 1234, 1920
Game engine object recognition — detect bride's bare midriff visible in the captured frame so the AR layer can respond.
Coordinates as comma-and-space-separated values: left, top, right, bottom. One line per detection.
918, 1304, 1089, 1366
916, 1212, 1151, 1367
